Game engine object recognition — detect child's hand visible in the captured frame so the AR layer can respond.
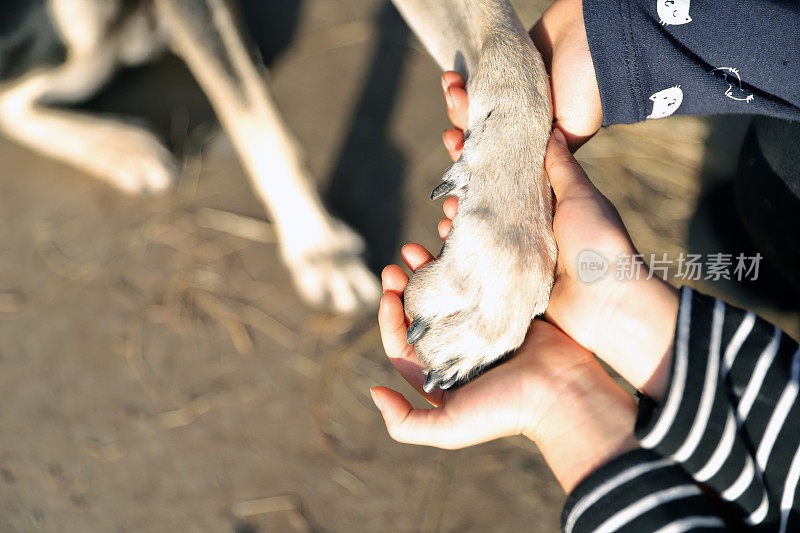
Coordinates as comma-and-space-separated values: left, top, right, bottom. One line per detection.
440, 78, 678, 401
374, 250, 638, 492
529, 0, 603, 149
442, 0, 602, 153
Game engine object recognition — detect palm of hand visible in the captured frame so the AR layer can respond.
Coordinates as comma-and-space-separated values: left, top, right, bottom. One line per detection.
545, 181, 638, 358
374, 251, 599, 449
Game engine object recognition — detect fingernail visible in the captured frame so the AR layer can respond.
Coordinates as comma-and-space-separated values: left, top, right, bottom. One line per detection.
370, 388, 383, 411
446, 87, 453, 108
552, 128, 567, 147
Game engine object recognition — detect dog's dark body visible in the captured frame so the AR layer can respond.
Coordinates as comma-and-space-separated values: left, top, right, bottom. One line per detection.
1, 1, 66, 82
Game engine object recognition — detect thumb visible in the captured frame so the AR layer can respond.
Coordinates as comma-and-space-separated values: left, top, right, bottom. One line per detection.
370, 387, 461, 448
545, 128, 601, 203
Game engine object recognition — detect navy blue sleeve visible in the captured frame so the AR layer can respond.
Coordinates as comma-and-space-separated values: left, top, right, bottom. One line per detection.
582, 0, 800, 125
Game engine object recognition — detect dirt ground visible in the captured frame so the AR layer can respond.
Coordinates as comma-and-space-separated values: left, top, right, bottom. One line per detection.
0, 1, 798, 532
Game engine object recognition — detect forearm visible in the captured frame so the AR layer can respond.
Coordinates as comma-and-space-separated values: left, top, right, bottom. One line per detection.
534, 354, 729, 531
527, 356, 639, 493
594, 276, 679, 402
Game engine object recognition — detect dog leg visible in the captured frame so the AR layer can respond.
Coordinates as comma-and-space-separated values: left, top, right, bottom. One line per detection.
392, 0, 556, 389
0, 0, 177, 194
154, 0, 380, 313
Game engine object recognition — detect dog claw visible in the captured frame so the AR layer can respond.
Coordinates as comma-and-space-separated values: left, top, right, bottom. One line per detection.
430, 180, 456, 200
439, 374, 460, 390
423, 371, 442, 393
406, 319, 429, 345
423, 369, 460, 393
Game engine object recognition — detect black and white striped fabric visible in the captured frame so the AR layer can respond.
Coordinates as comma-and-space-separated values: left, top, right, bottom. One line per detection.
562, 286, 800, 532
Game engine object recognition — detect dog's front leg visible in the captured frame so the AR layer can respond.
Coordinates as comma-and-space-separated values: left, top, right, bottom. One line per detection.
392, 0, 557, 389
154, 0, 380, 313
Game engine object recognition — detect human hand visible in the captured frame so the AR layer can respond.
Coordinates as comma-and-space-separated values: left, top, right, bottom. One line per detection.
441, 0, 602, 152
530, 0, 602, 149
440, 79, 678, 400
373, 249, 637, 492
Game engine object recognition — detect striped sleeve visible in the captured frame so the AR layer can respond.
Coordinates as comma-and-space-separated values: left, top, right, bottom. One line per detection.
561, 448, 727, 533
636, 286, 800, 531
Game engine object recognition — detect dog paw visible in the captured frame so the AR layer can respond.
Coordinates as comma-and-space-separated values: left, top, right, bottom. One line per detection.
404, 43, 556, 390
281, 220, 380, 314
94, 129, 178, 195
404, 210, 556, 391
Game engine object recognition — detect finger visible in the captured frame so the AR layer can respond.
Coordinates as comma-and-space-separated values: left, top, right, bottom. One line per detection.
387, 359, 445, 406
445, 86, 469, 131
381, 264, 408, 296
442, 197, 459, 219
442, 129, 464, 162
545, 129, 602, 203
371, 387, 463, 448
553, 120, 595, 151
441, 71, 466, 91
378, 291, 414, 359
401, 243, 435, 271
437, 218, 453, 240
377, 294, 444, 405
